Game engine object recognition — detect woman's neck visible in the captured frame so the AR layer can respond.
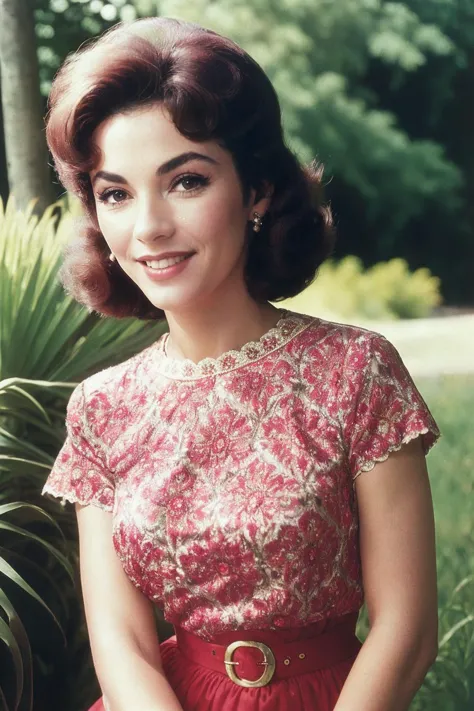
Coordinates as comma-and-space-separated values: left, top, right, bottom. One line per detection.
164, 295, 281, 365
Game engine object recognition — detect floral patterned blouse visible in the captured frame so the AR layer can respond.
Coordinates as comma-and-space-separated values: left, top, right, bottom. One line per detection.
42, 310, 440, 641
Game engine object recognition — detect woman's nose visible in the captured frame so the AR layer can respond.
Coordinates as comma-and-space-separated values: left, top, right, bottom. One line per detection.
132, 197, 175, 244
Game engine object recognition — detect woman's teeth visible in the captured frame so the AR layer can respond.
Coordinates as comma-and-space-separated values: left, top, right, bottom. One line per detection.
145, 255, 189, 269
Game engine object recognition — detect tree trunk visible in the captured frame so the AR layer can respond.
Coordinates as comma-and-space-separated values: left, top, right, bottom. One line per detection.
0, 0, 55, 213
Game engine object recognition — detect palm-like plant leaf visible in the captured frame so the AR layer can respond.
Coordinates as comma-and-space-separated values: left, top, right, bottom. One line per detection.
0, 429, 55, 464
0, 687, 8, 711
0, 617, 22, 711
0, 198, 166, 383
0, 557, 66, 642
0, 458, 51, 475
0, 197, 167, 709
0, 503, 65, 533
0, 518, 73, 580
0, 589, 33, 711
0, 386, 51, 421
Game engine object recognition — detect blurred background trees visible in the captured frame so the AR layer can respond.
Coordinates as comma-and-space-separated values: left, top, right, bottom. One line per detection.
1, 0, 473, 304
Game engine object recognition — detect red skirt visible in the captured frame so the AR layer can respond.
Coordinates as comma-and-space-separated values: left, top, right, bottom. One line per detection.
89, 613, 362, 711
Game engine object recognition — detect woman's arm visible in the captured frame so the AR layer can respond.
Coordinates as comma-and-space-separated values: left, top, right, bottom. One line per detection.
334, 438, 438, 711
76, 503, 184, 711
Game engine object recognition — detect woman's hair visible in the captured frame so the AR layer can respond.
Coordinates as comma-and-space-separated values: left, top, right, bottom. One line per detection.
46, 17, 334, 319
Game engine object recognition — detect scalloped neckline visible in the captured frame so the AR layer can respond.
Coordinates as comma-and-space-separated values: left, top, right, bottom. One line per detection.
154, 309, 313, 380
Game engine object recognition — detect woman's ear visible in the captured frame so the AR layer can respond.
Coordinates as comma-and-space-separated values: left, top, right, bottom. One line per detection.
249, 181, 274, 218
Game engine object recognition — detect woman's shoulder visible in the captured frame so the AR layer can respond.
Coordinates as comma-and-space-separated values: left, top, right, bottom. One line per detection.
69, 346, 152, 420
291, 310, 395, 366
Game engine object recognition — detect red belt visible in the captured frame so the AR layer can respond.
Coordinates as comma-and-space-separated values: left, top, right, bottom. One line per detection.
175, 615, 362, 688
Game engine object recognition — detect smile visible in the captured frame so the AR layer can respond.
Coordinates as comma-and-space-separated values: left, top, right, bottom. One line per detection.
141, 253, 194, 281
145, 255, 190, 270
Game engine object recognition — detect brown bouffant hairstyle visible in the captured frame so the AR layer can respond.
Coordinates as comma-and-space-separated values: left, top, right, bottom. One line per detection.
46, 16, 334, 320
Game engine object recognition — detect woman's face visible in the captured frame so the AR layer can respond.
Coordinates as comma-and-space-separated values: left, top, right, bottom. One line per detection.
90, 103, 266, 315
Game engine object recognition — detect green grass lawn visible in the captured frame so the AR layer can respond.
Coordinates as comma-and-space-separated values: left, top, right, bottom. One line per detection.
418, 375, 474, 607
405, 375, 473, 709
356, 374, 474, 710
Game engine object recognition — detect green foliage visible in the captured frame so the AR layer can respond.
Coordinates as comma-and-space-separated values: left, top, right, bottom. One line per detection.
0, 197, 165, 381
157, 0, 461, 234
33, 0, 463, 234
0, 198, 166, 710
369, 2, 453, 71
411, 375, 474, 710
407, 0, 474, 65
27, 0, 474, 302
0, 495, 73, 711
363, 258, 442, 318
414, 577, 474, 710
35, 0, 157, 95
279, 256, 442, 320
357, 374, 474, 710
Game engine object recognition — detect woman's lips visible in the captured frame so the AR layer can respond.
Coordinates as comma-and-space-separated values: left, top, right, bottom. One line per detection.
141, 253, 194, 281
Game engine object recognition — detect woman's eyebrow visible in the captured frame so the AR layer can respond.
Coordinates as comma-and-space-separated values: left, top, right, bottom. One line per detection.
157, 151, 218, 176
92, 152, 218, 186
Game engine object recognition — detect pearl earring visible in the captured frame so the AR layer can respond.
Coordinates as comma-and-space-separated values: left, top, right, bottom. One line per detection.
252, 212, 264, 233
109, 253, 116, 262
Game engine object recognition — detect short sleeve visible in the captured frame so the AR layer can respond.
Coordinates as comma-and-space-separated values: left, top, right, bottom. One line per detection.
42, 382, 115, 511
341, 334, 440, 481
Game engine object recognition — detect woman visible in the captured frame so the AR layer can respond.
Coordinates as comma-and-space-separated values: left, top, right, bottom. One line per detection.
42, 16, 440, 711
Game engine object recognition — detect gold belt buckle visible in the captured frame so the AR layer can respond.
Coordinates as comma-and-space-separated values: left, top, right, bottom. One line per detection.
224, 640, 276, 688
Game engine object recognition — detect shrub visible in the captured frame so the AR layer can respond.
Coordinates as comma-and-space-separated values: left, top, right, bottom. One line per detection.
279, 256, 442, 320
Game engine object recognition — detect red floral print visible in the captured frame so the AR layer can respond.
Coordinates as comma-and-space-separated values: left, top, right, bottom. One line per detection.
43, 310, 440, 641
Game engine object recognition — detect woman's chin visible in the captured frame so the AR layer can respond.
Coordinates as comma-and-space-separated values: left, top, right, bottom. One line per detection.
143, 288, 207, 316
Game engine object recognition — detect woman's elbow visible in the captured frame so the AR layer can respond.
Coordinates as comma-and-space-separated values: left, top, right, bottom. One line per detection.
373, 611, 439, 672
407, 618, 439, 677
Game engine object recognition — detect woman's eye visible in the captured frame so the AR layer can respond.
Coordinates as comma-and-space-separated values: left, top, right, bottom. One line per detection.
97, 189, 128, 205
172, 174, 210, 193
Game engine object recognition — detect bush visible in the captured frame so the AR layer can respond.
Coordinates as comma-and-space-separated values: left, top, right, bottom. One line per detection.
279, 256, 442, 320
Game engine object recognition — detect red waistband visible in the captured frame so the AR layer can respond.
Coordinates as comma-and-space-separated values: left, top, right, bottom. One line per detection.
175, 616, 362, 685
